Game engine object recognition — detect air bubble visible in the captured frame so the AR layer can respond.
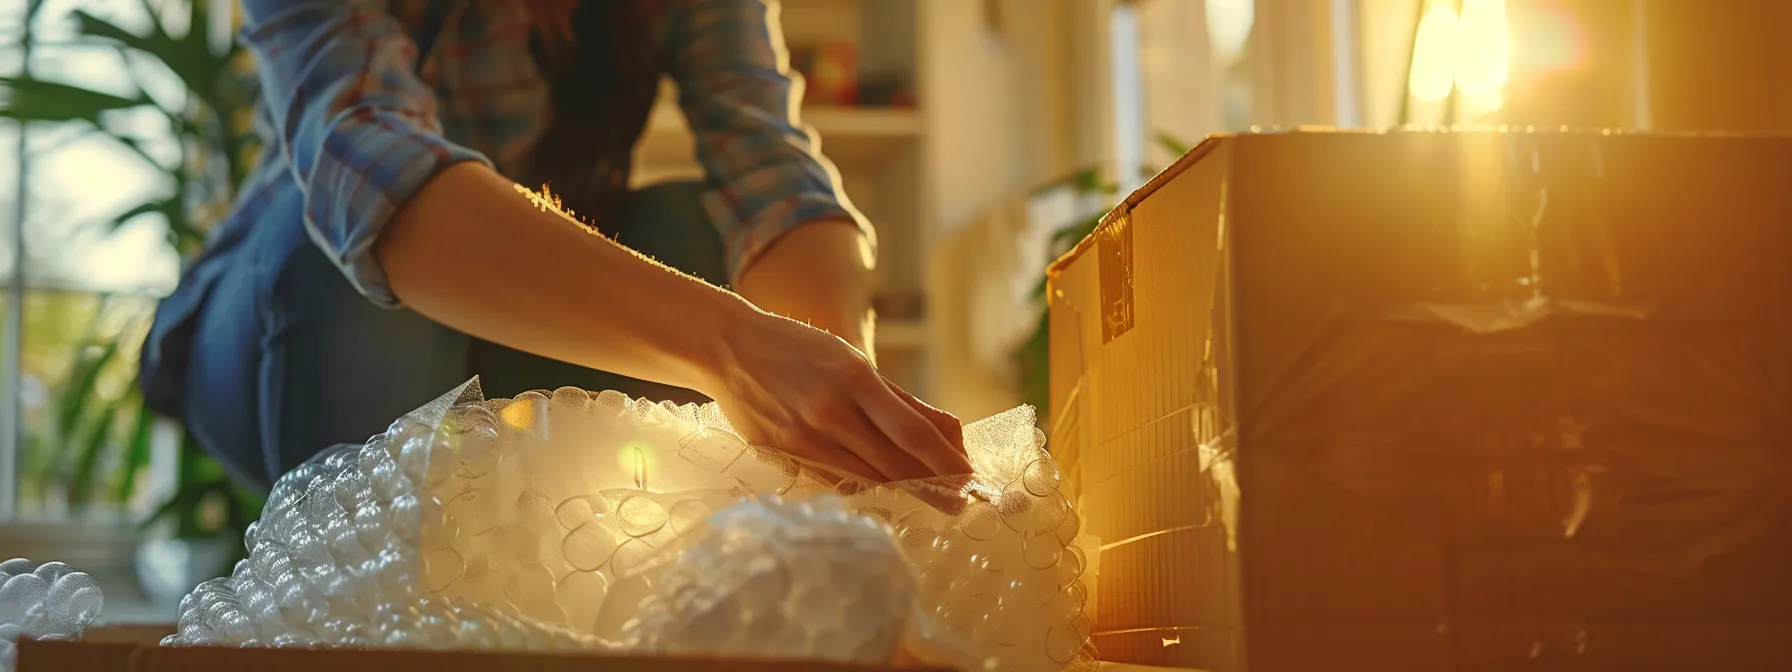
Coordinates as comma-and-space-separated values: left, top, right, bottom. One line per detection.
1054, 506, 1082, 546
516, 489, 558, 535
1022, 459, 1061, 496
557, 571, 610, 630
667, 499, 712, 536
610, 539, 655, 577
451, 421, 502, 477
1022, 532, 1066, 571
504, 565, 558, 607
562, 526, 619, 572
1031, 492, 1069, 534
616, 497, 667, 538
1064, 543, 1087, 578
554, 495, 609, 531
1045, 621, 1085, 664
958, 502, 1002, 541
995, 482, 1035, 528
444, 488, 502, 536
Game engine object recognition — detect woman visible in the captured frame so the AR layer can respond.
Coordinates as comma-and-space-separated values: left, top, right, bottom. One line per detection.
140, 0, 969, 492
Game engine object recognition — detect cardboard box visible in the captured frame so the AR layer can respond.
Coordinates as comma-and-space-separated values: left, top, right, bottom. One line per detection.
1046, 130, 1792, 671
17, 624, 941, 671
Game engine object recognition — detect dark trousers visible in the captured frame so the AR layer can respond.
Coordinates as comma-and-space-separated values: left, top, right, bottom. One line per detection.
181, 182, 726, 492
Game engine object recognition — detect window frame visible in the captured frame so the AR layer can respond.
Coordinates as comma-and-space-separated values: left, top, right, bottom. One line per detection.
1070, 0, 1368, 191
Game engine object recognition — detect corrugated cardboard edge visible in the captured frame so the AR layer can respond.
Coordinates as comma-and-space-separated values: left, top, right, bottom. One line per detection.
1048, 137, 1222, 280
1046, 126, 1792, 280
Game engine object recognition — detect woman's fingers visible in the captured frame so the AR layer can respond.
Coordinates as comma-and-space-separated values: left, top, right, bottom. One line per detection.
800, 441, 888, 484
857, 381, 975, 477
736, 414, 888, 483
897, 474, 979, 514
827, 408, 934, 483
885, 378, 967, 456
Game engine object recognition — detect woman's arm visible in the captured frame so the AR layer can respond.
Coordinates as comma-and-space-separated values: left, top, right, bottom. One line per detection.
378, 163, 744, 393
734, 221, 877, 361
665, 0, 879, 356
379, 163, 969, 481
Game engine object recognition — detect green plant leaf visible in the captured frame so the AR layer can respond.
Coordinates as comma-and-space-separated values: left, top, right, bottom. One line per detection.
33, 297, 123, 487
1155, 131, 1193, 157
31, 346, 117, 487
55, 339, 121, 442
69, 10, 161, 63
1071, 167, 1121, 196
105, 131, 176, 173
106, 194, 199, 249
146, 434, 247, 540
181, 0, 227, 103
1014, 311, 1051, 420
1050, 216, 1102, 251
0, 76, 152, 122
142, 480, 201, 534
114, 400, 156, 503
108, 198, 181, 231
72, 8, 231, 114
68, 399, 123, 506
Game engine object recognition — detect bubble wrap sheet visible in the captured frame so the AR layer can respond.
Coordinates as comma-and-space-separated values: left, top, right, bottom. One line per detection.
0, 558, 106, 672
170, 379, 1096, 670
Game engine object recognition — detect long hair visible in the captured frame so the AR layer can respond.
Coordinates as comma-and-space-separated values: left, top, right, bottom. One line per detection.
527, 0, 667, 232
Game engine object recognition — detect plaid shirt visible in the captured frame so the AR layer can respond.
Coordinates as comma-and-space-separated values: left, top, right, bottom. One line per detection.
234, 0, 870, 307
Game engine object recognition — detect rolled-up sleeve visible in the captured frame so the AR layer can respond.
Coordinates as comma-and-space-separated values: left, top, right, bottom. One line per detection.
240, 0, 491, 307
666, 0, 876, 285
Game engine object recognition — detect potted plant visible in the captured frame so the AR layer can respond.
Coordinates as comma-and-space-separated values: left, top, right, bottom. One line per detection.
2, 0, 263, 603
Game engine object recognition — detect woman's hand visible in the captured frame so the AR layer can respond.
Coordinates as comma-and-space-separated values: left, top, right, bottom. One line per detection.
699, 309, 971, 483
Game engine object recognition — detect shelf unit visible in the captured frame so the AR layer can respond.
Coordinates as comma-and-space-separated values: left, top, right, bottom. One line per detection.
630, 0, 933, 394
635, 96, 921, 170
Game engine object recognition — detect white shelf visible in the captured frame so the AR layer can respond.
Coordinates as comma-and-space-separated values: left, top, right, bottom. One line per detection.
634, 101, 920, 171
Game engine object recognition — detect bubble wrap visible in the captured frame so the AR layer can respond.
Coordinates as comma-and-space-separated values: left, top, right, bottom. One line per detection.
170, 379, 1096, 670
0, 558, 106, 672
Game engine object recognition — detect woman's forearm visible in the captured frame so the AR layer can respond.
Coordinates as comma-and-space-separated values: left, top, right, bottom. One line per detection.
735, 220, 876, 360
376, 161, 751, 394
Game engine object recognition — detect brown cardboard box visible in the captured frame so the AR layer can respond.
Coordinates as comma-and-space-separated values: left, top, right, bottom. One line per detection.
18, 625, 942, 671
1046, 130, 1792, 671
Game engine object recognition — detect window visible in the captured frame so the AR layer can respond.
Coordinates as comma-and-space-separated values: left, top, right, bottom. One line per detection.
1102, 0, 1263, 190
2, 0, 204, 522
1108, 0, 1145, 192
1359, 0, 1639, 130
1100, 0, 1606, 159
1395, 0, 1511, 125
